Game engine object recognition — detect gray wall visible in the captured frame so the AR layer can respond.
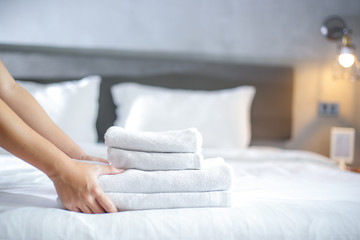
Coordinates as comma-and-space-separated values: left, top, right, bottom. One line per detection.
0, 0, 359, 63
1, 0, 360, 165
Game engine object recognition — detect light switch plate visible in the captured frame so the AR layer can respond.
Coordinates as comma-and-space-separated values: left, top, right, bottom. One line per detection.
318, 102, 339, 117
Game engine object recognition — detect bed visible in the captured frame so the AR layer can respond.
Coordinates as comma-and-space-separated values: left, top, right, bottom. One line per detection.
1, 44, 360, 240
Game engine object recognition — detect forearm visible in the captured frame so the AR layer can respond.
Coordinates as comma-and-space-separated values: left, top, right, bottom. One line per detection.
0, 98, 72, 178
0, 98, 121, 213
0, 61, 86, 159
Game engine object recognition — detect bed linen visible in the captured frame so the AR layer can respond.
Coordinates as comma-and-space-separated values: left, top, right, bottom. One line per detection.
0, 145, 360, 240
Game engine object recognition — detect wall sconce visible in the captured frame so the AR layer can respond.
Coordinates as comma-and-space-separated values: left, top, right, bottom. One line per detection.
321, 15, 359, 81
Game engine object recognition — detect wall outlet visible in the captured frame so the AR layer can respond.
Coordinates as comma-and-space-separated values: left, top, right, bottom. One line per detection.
318, 102, 339, 117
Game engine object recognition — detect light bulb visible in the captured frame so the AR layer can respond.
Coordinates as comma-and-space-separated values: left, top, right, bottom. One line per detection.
338, 46, 355, 68
338, 53, 355, 68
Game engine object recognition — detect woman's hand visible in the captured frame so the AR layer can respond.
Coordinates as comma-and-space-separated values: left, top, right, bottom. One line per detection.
79, 153, 109, 164
51, 160, 124, 214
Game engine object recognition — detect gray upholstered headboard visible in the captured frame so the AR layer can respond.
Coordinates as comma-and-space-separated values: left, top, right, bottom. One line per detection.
0, 44, 294, 143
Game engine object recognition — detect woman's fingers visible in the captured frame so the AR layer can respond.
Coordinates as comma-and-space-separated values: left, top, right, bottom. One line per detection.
84, 196, 107, 214
63, 194, 109, 214
92, 164, 122, 213
100, 164, 124, 175
83, 182, 112, 214
77, 164, 122, 213
96, 190, 118, 213
54, 160, 123, 214
79, 205, 93, 214
80, 192, 116, 214
87, 155, 108, 163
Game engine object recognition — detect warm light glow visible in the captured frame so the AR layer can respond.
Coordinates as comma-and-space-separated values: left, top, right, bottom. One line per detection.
338, 46, 356, 68
338, 53, 355, 68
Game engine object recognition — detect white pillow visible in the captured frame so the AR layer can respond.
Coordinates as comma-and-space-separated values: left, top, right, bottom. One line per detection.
17, 76, 101, 143
111, 82, 255, 149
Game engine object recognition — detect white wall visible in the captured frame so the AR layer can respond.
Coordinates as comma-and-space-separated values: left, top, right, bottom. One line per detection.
1, 0, 360, 164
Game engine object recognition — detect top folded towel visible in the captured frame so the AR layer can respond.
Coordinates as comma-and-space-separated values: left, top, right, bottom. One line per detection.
104, 127, 203, 153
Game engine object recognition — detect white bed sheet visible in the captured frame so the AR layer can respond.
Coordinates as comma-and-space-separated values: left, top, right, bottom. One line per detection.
1, 144, 360, 240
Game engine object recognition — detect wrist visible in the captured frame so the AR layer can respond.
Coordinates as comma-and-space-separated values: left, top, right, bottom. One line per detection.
46, 155, 76, 181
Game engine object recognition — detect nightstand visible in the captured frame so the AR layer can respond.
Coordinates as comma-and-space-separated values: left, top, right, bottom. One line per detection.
344, 165, 360, 173
337, 161, 360, 173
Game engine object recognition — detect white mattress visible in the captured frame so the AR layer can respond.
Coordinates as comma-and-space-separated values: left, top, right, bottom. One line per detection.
1, 144, 360, 240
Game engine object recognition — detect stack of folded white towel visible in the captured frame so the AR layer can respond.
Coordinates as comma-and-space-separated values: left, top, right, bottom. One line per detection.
98, 126, 233, 211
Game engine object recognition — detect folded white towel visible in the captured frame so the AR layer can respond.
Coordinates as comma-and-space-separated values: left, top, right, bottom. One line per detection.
106, 191, 231, 211
104, 127, 202, 153
107, 147, 203, 170
57, 191, 231, 211
98, 158, 232, 193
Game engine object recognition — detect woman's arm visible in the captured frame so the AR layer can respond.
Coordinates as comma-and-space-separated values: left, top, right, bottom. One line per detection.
0, 60, 95, 161
0, 60, 123, 213
0, 97, 122, 213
